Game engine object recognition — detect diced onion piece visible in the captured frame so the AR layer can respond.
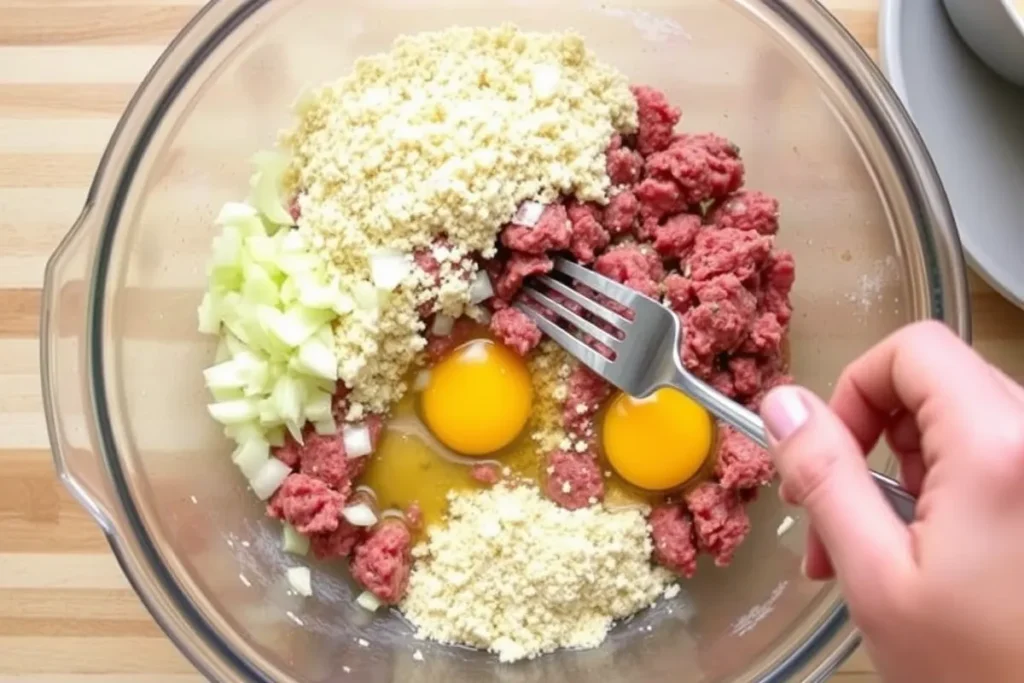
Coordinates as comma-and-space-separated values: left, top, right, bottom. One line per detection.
342, 423, 373, 459
313, 416, 337, 435
245, 234, 278, 268
468, 270, 494, 304
304, 390, 332, 422
282, 524, 310, 556
204, 359, 248, 391
466, 304, 491, 325
431, 314, 454, 337
271, 375, 305, 426
267, 306, 332, 349
208, 399, 259, 425
342, 503, 378, 527
210, 387, 244, 403
265, 425, 286, 447
250, 458, 291, 500
242, 263, 279, 307
286, 566, 313, 597
296, 337, 338, 382
284, 419, 305, 445
356, 590, 382, 612
232, 437, 270, 479
369, 249, 411, 291
216, 201, 259, 227
512, 200, 546, 227
352, 280, 379, 312
197, 293, 221, 335
412, 370, 431, 392
249, 150, 294, 226
298, 280, 340, 310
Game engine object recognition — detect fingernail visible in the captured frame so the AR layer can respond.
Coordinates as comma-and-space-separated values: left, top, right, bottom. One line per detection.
761, 386, 811, 442
800, 555, 810, 579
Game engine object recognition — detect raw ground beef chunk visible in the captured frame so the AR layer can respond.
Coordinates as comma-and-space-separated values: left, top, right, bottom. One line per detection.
309, 519, 364, 560
606, 145, 644, 185
708, 190, 780, 235
471, 463, 501, 485
645, 133, 744, 206
594, 244, 664, 299
603, 190, 641, 236
267, 474, 345, 536
714, 426, 775, 490
350, 520, 413, 604
631, 85, 681, 155
685, 483, 751, 567
649, 504, 699, 578
653, 213, 702, 260
686, 228, 772, 282
683, 274, 758, 365
296, 431, 361, 490
544, 450, 605, 510
501, 204, 572, 254
490, 307, 541, 356
567, 204, 610, 264
563, 365, 612, 435
495, 252, 553, 301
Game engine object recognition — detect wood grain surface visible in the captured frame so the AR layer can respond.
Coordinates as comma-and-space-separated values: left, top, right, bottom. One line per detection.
1, 1, 1022, 681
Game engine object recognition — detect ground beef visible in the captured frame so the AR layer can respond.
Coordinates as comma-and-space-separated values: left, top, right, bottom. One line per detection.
495, 252, 553, 301
350, 520, 413, 604
761, 287, 793, 326
645, 134, 744, 206
563, 365, 612, 435
653, 213, 702, 260
709, 370, 737, 398
714, 426, 774, 490
501, 204, 572, 254
490, 307, 542, 356
728, 356, 762, 397
267, 474, 345, 536
567, 201, 610, 264
686, 228, 772, 282
708, 190, 779, 235
471, 463, 501, 486
663, 274, 694, 313
740, 312, 784, 356
649, 504, 698, 578
606, 145, 644, 185
631, 85, 681, 155
603, 190, 640, 236
683, 275, 757, 362
295, 431, 360, 490
634, 178, 687, 222
309, 519, 363, 560
685, 482, 750, 567
404, 502, 424, 530
594, 244, 663, 299
545, 450, 604, 510
425, 317, 478, 363
764, 249, 796, 292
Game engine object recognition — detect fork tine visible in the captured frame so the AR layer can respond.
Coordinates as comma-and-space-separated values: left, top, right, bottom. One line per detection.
553, 257, 643, 307
521, 286, 622, 350
534, 275, 632, 329
514, 303, 616, 380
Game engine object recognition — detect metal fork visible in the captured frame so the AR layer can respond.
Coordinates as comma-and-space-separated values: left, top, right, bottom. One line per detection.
516, 257, 916, 523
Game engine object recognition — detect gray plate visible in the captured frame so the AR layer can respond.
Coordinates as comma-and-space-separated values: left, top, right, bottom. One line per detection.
881, 0, 1024, 309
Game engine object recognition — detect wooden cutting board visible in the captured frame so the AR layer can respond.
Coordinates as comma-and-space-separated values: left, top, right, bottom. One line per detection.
1, 1, 1021, 680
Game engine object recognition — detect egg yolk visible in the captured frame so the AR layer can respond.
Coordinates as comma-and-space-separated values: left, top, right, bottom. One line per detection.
421, 339, 532, 455
602, 388, 713, 491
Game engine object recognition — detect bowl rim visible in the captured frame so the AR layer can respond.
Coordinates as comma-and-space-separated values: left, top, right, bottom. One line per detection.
51, 0, 971, 680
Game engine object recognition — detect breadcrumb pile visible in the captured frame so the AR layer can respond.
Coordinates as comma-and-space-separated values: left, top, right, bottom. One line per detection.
279, 25, 637, 416
401, 485, 673, 662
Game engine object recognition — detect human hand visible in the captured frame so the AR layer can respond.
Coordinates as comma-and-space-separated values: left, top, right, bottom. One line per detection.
759, 321, 1024, 683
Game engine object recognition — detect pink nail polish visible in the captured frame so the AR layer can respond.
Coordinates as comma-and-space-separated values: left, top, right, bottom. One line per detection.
761, 386, 810, 442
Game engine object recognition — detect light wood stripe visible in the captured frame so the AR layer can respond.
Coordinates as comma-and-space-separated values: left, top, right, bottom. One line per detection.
0, 6, 198, 46
0, 47, 164, 85
0, 84, 137, 117
0, 637, 197, 674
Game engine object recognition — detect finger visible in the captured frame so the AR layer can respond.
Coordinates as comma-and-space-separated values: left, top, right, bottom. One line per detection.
830, 321, 1016, 466
886, 410, 926, 496
761, 385, 914, 598
803, 526, 834, 580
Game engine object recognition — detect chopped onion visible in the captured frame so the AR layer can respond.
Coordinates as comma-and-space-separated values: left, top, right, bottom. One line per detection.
342, 503, 378, 527
216, 201, 259, 227
250, 458, 291, 500
303, 390, 333, 422
249, 150, 294, 227
286, 566, 313, 597
232, 437, 270, 479
295, 337, 338, 382
208, 399, 260, 425
431, 314, 455, 336
356, 590, 382, 612
282, 524, 310, 556
271, 375, 304, 425
342, 423, 373, 459
369, 249, 411, 291
197, 293, 221, 335
203, 359, 248, 391
468, 270, 494, 304
313, 416, 337, 435
512, 200, 546, 227
265, 425, 286, 447
352, 280, 379, 312
412, 370, 431, 392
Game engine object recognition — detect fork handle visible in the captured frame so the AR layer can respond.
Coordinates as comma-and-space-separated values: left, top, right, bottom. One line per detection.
671, 371, 917, 523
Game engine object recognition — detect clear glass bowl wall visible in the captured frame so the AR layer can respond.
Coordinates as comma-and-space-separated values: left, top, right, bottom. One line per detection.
41, 0, 969, 682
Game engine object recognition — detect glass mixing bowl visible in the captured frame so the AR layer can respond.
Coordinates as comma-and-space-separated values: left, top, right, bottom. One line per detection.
40, 0, 970, 681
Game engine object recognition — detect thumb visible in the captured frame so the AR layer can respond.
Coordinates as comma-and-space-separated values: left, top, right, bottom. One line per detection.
760, 385, 914, 600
